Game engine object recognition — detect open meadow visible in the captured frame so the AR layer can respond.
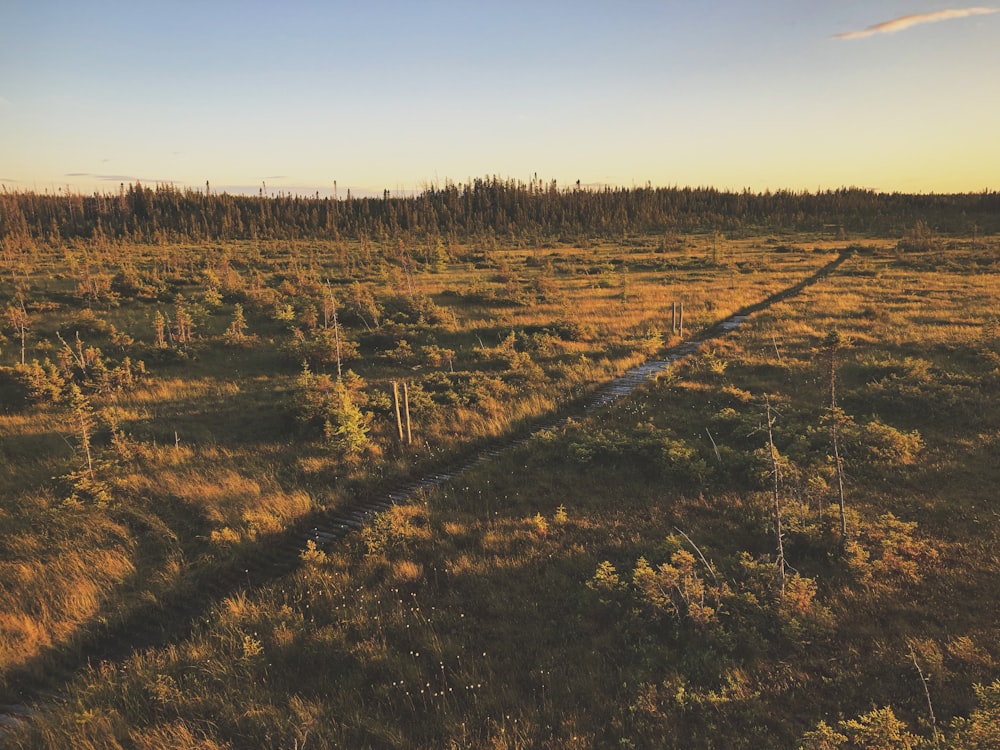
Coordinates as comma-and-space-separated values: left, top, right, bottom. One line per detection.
2, 186, 999, 747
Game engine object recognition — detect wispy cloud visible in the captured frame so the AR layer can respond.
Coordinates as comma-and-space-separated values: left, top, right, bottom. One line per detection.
835, 7, 998, 39
64, 172, 176, 184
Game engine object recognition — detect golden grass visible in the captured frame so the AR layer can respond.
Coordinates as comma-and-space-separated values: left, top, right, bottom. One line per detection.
393, 560, 425, 582
119, 377, 235, 405
0, 410, 67, 436
0, 544, 135, 673
116, 464, 312, 535
129, 722, 232, 750
9, 236, 1000, 747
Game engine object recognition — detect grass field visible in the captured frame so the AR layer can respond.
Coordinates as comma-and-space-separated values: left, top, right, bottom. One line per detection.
3, 233, 999, 747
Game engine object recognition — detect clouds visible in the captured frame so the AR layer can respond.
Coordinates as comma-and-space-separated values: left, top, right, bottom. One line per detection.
835, 7, 998, 39
64, 172, 175, 184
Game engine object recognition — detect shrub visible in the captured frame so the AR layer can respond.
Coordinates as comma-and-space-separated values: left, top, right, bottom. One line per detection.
284, 326, 360, 368
846, 512, 938, 586
861, 420, 923, 466
800, 706, 920, 749
295, 364, 372, 455
14, 358, 65, 403
632, 550, 726, 627
949, 680, 1000, 749
587, 560, 624, 600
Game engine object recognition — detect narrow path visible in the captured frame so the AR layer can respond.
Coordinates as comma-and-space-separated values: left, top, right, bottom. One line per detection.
0, 248, 852, 730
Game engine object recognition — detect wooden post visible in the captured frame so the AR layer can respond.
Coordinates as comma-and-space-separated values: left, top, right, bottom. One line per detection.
403, 381, 412, 446
671, 301, 677, 334
678, 302, 684, 337
392, 381, 404, 442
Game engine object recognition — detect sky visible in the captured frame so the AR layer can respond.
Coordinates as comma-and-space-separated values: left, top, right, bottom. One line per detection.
1, 1, 998, 197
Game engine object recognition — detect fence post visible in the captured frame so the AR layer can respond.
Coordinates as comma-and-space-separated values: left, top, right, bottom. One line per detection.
393, 381, 404, 442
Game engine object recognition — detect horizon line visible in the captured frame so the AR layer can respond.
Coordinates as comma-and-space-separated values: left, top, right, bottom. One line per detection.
3, 179, 998, 199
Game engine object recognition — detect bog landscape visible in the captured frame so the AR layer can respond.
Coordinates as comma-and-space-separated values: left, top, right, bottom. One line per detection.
1, 182, 999, 748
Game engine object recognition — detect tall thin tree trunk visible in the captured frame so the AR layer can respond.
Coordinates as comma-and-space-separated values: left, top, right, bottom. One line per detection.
333, 305, 342, 380
765, 396, 786, 595
69, 384, 95, 480
403, 381, 412, 446
17, 295, 28, 365
827, 332, 848, 545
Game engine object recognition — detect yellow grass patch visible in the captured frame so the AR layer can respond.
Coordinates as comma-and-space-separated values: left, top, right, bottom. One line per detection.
392, 560, 424, 582
0, 546, 135, 672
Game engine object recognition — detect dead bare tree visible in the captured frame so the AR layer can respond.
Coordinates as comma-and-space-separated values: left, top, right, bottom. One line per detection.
824, 331, 848, 546
68, 383, 95, 481
908, 640, 941, 750
6, 294, 30, 365
764, 396, 786, 595
403, 381, 412, 445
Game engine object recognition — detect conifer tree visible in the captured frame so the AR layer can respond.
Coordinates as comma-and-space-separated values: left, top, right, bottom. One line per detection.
173, 295, 194, 344
324, 377, 371, 455
223, 303, 249, 344
152, 310, 168, 348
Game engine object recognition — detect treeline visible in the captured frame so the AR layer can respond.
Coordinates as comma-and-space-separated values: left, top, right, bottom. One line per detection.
2, 177, 998, 245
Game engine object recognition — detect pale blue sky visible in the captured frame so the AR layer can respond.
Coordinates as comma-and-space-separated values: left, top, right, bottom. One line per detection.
2, 1, 998, 196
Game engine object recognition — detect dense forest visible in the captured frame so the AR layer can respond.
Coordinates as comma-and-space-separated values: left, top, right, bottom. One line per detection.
2, 178, 999, 244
